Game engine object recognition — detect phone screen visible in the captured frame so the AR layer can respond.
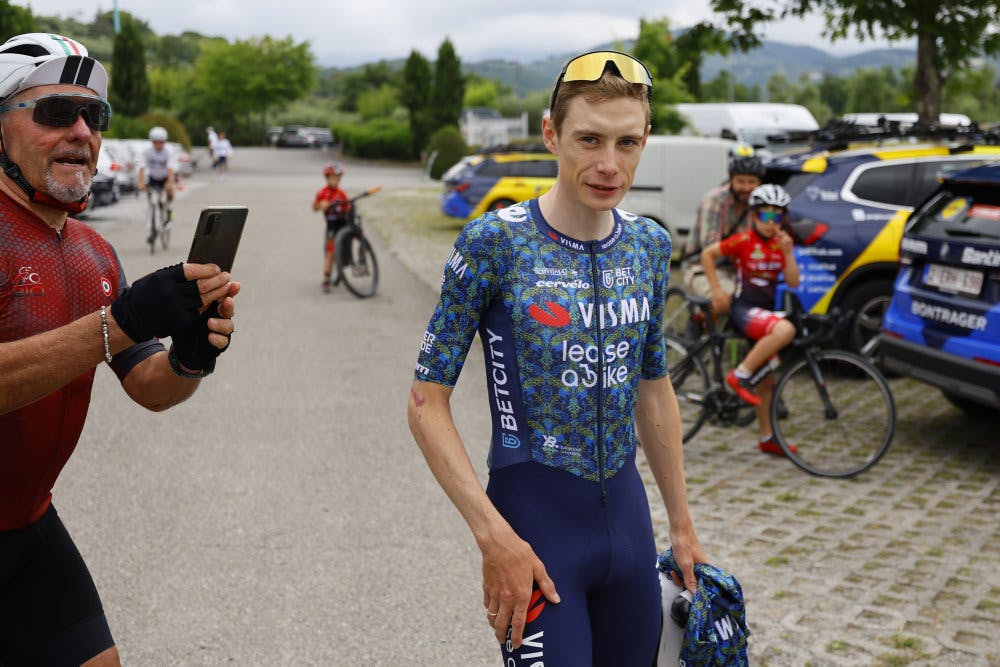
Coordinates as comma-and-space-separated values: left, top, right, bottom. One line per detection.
187, 206, 248, 272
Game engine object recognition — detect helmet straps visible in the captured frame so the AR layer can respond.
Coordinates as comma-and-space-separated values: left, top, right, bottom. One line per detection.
0, 146, 89, 214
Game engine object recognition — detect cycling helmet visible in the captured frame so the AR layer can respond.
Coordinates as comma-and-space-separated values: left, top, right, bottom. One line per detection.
748, 183, 791, 209
728, 153, 766, 178
0, 33, 108, 102
149, 126, 168, 142
323, 161, 343, 176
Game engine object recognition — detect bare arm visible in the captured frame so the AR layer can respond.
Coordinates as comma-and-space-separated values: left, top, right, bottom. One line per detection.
407, 379, 558, 648
701, 242, 729, 314
0, 265, 236, 415
635, 376, 708, 592
777, 230, 800, 288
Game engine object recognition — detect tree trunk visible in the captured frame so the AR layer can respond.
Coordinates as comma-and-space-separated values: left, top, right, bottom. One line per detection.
914, 23, 942, 125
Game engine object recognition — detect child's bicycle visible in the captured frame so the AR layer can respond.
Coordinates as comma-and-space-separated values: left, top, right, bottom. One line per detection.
665, 287, 897, 478
332, 187, 380, 298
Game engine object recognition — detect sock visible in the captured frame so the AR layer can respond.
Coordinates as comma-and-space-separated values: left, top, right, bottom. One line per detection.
759, 433, 773, 443
735, 365, 751, 379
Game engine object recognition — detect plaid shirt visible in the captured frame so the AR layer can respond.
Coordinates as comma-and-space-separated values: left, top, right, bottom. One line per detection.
681, 184, 750, 270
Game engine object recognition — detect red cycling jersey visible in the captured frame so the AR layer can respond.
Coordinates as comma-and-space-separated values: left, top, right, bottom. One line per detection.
314, 186, 349, 224
0, 191, 161, 530
719, 228, 787, 309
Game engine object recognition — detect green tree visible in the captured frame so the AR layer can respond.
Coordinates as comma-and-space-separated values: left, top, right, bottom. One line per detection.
189, 36, 316, 143
430, 38, 464, 132
710, 0, 1000, 124
357, 84, 398, 121
400, 50, 432, 159
674, 21, 731, 100
1, 0, 37, 37
632, 18, 697, 132
338, 61, 397, 112
819, 73, 850, 117
110, 16, 150, 117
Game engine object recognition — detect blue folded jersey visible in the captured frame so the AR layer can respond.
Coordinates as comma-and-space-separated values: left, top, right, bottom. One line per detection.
658, 549, 750, 666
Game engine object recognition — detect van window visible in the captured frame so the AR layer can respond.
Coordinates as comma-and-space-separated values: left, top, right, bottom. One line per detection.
911, 159, 992, 208
850, 164, 915, 207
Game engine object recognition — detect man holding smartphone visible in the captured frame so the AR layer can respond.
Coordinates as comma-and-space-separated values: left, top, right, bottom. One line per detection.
0, 33, 240, 666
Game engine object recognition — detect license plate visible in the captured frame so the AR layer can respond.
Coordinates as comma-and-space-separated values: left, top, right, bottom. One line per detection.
923, 263, 983, 296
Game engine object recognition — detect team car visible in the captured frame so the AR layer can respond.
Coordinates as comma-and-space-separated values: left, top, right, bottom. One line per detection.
440, 151, 557, 220
765, 138, 1000, 352
880, 162, 1000, 417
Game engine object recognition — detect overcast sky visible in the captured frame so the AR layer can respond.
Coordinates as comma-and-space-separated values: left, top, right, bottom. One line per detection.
16, 0, 911, 66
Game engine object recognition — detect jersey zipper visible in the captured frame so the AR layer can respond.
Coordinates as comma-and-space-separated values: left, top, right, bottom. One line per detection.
589, 242, 607, 504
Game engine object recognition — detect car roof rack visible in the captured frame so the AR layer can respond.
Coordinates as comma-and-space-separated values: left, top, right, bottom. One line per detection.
766, 117, 1000, 152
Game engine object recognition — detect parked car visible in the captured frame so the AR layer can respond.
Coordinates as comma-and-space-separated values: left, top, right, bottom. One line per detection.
618, 135, 734, 256
765, 137, 1000, 352
440, 151, 558, 219
276, 126, 313, 148
90, 145, 121, 207
880, 162, 1000, 417
100, 138, 138, 192
303, 127, 334, 148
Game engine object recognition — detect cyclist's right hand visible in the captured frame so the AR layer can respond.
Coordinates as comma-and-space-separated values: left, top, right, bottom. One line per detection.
111, 263, 231, 344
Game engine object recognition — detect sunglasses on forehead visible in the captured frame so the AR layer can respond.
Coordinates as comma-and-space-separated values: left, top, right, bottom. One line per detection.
550, 51, 653, 109
0, 93, 112, 132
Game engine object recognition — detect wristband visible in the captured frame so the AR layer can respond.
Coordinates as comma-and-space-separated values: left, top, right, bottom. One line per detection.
168, 345, 210, 378
100, 305, 113, 363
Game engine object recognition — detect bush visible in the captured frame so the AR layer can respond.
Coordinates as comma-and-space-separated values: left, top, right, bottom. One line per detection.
426, 125, 467, 180
104, 114, 147, 140
335, 119, 412, 160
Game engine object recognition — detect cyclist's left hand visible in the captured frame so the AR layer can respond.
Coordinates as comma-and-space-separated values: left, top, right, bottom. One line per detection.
776, 230, 794, 253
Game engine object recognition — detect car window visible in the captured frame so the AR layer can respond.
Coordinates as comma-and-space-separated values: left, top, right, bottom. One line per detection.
850, 163, 915, 207
476, 160, 506, 178
911, 159, 994, 208
506, 160, 557, 178
907, 189, 1000, 243
773, 171, 818, 199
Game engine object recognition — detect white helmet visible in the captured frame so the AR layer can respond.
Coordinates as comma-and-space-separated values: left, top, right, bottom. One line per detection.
0, 33, 108, 102
149, 126, 168, 142
749, 183, 791, 209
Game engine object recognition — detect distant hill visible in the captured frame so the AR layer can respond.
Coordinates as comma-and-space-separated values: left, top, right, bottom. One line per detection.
461, 39, 922, 97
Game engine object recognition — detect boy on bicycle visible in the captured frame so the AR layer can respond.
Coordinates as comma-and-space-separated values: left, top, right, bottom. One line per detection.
312, 162, 350, 293
701, 184, 801, 455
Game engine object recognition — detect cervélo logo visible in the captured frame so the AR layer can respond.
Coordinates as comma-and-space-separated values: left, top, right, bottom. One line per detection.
529, 301, 570, 328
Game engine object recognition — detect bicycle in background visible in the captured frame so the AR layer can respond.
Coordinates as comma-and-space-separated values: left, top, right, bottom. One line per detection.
666, 287, 897, 478
332, 187, 380, 298
145, 183, 170, 254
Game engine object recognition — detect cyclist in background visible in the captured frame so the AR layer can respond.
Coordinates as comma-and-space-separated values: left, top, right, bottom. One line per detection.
137, 126, 177, 243
312, 161, 350, 293
681, 145, 766, 315
701, 183, 800, 455
408, 50, 706, 665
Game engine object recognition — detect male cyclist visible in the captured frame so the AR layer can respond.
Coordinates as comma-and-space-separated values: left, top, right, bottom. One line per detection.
137, 125, 177, 244
0, 33, 239, 665
701, 184, 800, 455
408, 50, 706, 665
681, 146, 766, 314
312, 161, 350, 293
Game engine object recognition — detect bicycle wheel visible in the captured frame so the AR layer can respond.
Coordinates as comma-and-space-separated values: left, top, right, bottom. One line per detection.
771, 349, 896, 478
159, 204, 171, 251
665, 334, 711, 443
147, 200, 158, 254
334, 226, 379, 298
662, 289, 691, 338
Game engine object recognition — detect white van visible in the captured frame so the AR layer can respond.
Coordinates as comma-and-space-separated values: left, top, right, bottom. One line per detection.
621, 135, 735, 256
674, 102, 819, 148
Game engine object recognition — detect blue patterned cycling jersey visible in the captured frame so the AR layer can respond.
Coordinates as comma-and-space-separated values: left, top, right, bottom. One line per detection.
414, 198, 672, 483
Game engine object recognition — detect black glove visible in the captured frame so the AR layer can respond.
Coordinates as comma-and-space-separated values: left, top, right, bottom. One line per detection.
170, 303, 229, 374
111, 264, 202, 343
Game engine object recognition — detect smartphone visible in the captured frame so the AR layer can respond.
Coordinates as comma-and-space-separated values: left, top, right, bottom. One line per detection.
187, 206, 248, 272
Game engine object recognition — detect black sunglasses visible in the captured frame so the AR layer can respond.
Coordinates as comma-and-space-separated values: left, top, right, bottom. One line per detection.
0, 93, 112, 132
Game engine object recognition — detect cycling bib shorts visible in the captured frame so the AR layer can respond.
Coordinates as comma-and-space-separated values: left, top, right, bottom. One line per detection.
0, 506, 114, 664
488, 455, 661, 666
